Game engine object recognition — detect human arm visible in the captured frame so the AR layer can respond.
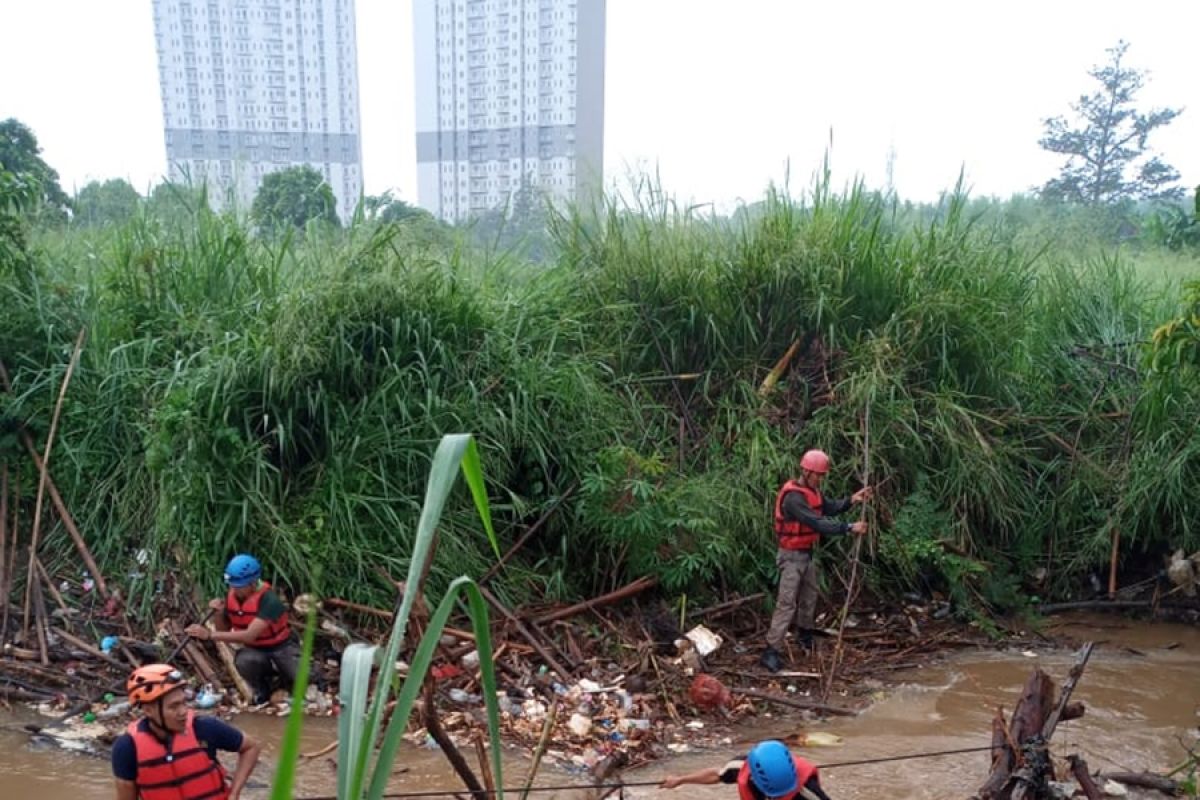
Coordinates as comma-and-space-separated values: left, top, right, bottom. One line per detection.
660, 766, 721, 789
188, 617, 268, 644
209, 597, 231, 632
782, 493, 865, 535
226, 733, 262, 799
111, 733, 138, 799
187, 591, 284, 643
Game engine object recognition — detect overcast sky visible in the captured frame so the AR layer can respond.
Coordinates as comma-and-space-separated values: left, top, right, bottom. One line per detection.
2, 0, 1196, 209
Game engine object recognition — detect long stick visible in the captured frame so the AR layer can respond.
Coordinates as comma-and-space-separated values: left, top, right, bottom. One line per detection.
22, 328, 87, 644
0, 469, 18, 645
0, 463, 7, 644
822, 400, 871, 703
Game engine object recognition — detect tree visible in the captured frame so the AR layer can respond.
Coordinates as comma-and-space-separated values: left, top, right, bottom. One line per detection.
146, 181, 210, 226
362, 192, 432, 224
1039, 42, 1183, 205
74, 178, 141, 227
0, 118, 71, 217
250, 165, 339, 233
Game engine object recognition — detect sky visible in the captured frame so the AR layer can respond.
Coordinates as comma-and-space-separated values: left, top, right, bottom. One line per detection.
1, 0, 1197, 210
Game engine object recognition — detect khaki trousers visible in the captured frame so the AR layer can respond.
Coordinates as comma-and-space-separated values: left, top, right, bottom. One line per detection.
766, 548, 818, 650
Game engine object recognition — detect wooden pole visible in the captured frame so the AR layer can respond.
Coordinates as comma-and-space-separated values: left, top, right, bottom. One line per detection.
0, 469, 18, 645
0, 463, 7, 645
22, 328, 87, 644
823, 399, 871, 702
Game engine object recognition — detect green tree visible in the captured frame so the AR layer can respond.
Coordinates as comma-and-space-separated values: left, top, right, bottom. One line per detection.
251, 164, 339, 233
363, 191, 431, 224
1039, 41, 1183, 205
0, 118, 71, 218
74, 178, 142, 227
146, 181, 210, 226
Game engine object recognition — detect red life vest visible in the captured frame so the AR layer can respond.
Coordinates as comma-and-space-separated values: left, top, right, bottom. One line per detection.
774, 480, 822, 551
127, 712, 229, 800
736, 755, 819, 800
225, 581, 290, 648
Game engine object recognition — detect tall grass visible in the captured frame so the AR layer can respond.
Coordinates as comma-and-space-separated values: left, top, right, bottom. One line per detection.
2, 176, 1198, 616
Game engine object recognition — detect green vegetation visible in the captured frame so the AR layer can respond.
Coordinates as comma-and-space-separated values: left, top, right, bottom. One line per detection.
2, 136, 1199, 620
271, 433, 504, 800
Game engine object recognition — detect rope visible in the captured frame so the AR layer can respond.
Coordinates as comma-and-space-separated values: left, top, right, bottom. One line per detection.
292, 743, 997, 799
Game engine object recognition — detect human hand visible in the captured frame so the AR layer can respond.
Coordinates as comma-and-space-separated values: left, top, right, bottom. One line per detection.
852, 485, 874, 504
849, 520, 868, 536
208, 598, 226, 612
660, 776, 684, 789
185, 624, 211, 640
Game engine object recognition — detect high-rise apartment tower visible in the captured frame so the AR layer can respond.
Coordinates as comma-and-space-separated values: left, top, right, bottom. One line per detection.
152, 0, 363, 222
413, 0, 605, 221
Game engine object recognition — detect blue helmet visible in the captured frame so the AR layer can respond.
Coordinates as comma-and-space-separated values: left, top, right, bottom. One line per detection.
747, 740, 798, 798
223, 554, 262, 588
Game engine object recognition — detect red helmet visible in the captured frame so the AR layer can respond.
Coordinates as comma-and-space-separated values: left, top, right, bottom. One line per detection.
800, 449, 831, 474
127, 663, 186, 706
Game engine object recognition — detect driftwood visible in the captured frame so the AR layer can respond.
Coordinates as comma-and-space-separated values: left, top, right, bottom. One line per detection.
532, 575, 658, 625
734, 687, 857, 717
214, 640, 255, 703
422, 680, 486, 799
977, 642, 1095, 800
479, 585, 574, 680
1099, 771, 1180, 794
1067, 755, 1103, 800
688, 593, 766, 620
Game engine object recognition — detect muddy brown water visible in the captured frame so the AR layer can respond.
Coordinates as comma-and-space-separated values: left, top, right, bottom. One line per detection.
2, 613, 1197, 799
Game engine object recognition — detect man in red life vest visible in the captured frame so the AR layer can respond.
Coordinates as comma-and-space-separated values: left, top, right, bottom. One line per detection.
185, 553, 299, 705
111, 663, 261, 800
660, 739, 832, 799
761, 449, 871, 673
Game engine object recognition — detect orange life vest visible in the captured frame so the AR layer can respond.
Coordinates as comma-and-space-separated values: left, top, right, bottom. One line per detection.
736, 755, 819, 800
225, 581, 290, 648
127, 712, 229, 800
774, 480, 822, 551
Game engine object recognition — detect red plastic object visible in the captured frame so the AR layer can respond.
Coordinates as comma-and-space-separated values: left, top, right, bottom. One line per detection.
689, 673, 731, 710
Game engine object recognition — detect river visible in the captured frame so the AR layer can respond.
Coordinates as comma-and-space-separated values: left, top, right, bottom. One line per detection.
2, 613, 1196, 799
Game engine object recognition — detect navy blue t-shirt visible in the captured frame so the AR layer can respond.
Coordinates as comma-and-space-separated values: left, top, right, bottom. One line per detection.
111, 716, 244, 781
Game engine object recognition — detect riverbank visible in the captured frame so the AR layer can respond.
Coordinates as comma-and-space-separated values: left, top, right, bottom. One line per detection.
2, 612, 1196, 799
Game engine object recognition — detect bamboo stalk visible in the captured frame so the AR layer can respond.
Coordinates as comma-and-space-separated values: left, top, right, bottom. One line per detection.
34, 557, 70, 619
0, 469, 18, 646
30, 569, 50, 665
21, 328, 87, 645
0, 463, 7, 645
215, 640, 255, 704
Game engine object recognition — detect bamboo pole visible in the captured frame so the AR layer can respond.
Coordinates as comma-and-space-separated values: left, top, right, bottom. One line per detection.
0, 469, 18, 645
0, 463, 7, 644
822, 400, 871, 703
21, 328, 87, 645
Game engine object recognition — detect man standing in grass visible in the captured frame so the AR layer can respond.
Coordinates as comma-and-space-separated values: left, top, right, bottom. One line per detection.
760, 449, 871, 673
186, 553, 299, 705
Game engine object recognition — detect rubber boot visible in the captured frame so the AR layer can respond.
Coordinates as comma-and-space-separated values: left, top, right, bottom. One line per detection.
759, 646, 784, 673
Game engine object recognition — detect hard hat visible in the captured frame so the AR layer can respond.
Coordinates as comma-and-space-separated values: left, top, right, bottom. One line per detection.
799, 449, 831, 474
747, 739, 799, 797
223, 553, 262, 588
127, 663, 186, 706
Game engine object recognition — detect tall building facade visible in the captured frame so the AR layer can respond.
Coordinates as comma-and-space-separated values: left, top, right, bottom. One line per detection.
152, 0, 363, 222
413, 0, 605, 222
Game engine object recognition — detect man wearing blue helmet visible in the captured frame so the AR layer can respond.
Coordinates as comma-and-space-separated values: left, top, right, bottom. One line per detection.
660, 740, 831, 800
186, 554, 298, 705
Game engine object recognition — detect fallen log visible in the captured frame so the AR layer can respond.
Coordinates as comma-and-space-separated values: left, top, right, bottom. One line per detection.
1067, 755, 1103, 800
688, 593, 766, 620
734, 687, 857, 717
1099, 771, 1180, 794
214, 640, 254, 703
532, 575, 658, 626
51, 626, 126, 670
479, 586, 573, 680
